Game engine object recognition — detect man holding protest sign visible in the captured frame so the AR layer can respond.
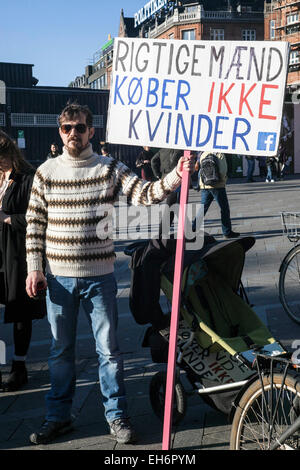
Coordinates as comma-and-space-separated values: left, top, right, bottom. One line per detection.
106, 35, 289, 450
25, 102, 194, 446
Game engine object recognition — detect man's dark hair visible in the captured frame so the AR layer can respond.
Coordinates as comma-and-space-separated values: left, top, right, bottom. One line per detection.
58, 102, 93, 128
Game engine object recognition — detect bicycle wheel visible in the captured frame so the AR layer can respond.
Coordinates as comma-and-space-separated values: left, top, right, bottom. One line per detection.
279, 245, 300, 324
230, 373, 300, 450
149, 371, 187, 425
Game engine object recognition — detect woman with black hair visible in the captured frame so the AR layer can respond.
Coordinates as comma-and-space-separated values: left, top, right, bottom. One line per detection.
0, 130, 46, 391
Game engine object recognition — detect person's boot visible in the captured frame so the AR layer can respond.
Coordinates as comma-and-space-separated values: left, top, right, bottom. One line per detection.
1, 360, 28, 392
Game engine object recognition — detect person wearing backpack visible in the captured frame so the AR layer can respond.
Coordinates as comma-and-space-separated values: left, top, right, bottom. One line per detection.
192, 152, 240, 239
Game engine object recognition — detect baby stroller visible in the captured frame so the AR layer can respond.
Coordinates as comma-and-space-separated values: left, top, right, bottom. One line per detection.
124, 234, 286, 424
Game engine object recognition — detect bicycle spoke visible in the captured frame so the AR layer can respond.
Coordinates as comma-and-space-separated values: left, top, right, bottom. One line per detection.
234, 381, 300, 449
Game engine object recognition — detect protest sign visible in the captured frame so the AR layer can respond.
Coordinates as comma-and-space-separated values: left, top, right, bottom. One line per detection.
107, 38, 290, 156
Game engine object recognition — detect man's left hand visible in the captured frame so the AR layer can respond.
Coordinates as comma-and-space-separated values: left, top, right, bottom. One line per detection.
176, 155, 196, 178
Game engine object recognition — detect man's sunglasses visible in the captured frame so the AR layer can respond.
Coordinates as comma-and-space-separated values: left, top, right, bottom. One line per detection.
60, 124, 88, 134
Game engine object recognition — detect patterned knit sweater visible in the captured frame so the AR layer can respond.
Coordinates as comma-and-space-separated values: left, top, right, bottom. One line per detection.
26, 144, 181, 277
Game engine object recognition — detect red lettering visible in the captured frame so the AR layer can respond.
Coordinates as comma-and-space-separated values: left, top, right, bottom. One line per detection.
239, 83, 256, 117
259, 84, 278, 120
207, 81, 215, 113
217, 371, 231, 382
210, 363, 224, 374
217, 82, 234, 114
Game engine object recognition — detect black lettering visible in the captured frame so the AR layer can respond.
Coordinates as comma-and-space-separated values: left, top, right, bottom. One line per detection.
190, 358, 205, 372
167, 43, 174, 75
115, 40, 129, 72
209, 46, 225, 78
219, 360, 234, 371
135, 42, 150, 72
225, 46, 248, 80
176, 44, 190, 75
153, 42, 167, 73
267, 47, 283, 81
191, 45, 205, 76
247, 47, 265, 81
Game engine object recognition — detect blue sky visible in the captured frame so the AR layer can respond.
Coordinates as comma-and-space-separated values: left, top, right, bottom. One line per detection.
0, 0, 144, 86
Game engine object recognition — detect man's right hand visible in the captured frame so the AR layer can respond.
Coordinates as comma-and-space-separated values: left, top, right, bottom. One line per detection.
26, 271, 47, 298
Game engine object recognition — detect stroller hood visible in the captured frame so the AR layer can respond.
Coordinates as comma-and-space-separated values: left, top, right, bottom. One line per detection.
162, 236, 256, 294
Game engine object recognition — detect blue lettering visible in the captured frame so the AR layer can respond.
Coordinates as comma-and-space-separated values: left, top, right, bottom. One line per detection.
146, 111, 164, 141
113, 75, 127, 105
196, 115, 213, 147
213, 116, 229, 149
161, 79, 175, 109
175, 80, 190, 111
128, 78, 143, 105
175, 114, 194, 147
128, 109, 142, 139
232, 118, 251, 150
166, 112, 172, 144
146, 78, 159, 107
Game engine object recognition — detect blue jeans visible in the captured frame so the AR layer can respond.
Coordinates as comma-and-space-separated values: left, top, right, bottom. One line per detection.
266, 166, 274, 181
246, 158, 255, 181
193, 188, 232, 236
45, 272, 127, 424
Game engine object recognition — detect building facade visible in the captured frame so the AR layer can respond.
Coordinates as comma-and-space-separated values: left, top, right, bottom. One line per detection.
0, 62, 140, 169
265, 0, 300, 90
71, 1, 265, 91
264, 0, 300, 172
132, 0, 264, 42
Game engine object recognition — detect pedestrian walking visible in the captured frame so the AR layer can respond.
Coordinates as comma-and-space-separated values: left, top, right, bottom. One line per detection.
0, 130, 46, 392
265, 157, 276, 182
25, 102, 194, 446
192, 152, 240, 239
277, 142, 288, 180
245, 156, 256, 182
256, 157, 267, 179
46, 143, 60, 160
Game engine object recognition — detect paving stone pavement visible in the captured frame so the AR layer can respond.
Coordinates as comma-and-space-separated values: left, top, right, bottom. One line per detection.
1, 175, 300, 454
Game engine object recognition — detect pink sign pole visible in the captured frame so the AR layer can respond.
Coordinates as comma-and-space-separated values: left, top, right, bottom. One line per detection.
162, 150, 191, 451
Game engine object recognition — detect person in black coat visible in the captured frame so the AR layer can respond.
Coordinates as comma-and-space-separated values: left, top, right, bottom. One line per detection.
151, 148, 183, 237
46, 143, 60, 160
135, 146, 155, 181
0, 130, 46, 392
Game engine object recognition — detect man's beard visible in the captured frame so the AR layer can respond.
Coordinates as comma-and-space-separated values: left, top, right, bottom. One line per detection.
66, 139, 87, 157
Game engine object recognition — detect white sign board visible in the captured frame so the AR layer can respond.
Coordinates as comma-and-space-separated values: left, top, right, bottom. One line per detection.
107, 38, 290, 156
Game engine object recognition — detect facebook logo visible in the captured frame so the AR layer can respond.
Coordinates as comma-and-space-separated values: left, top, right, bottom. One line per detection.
257, 132, 277, 152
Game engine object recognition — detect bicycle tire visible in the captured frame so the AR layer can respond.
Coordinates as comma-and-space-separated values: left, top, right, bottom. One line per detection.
149, 371, 187, 425
230, 373, 300, 450
279, 245, 300, 324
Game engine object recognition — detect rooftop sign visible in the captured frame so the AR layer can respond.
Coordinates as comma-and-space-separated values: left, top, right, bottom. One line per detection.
134, 0, 168, 27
